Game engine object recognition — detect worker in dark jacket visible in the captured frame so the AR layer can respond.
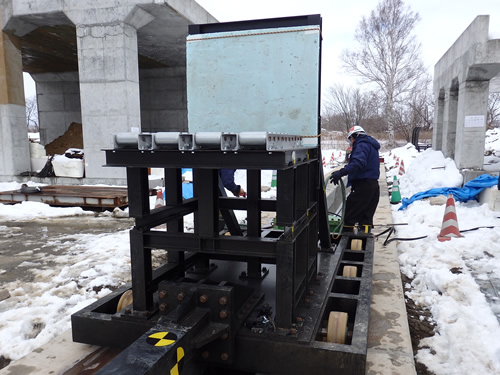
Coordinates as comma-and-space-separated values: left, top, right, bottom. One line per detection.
220, 169, 246, 197
329, 125, 380, 232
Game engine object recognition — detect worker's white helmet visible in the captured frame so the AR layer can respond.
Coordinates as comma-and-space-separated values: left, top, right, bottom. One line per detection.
347, 125, 365, 140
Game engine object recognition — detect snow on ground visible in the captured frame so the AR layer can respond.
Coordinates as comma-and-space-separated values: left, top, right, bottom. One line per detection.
1, 135, 500, 373
385, 137, 500, 374
0, 228, 131, 361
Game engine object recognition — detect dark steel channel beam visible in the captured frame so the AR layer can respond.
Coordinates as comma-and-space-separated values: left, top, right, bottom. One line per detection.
104, 149, 312, 170
218, 196, 276, 212
130, 229, 154, 311
276, 168, 295, 226
164, 168, 185, 274
127, 167, 151, 218
189, 14, 322, 34
135, 199, 197, 229
142, 232, 278, 259
193, 169, 218, 237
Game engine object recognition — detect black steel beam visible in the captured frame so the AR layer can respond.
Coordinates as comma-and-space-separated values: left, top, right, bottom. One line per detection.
189, 14, 321, 35
135, 199, 197, 229
142, 232, 278, 259
164, 168, 185, 273
127, 167, 151, 218
104, 149, 313, 170
130, 229, 154, 311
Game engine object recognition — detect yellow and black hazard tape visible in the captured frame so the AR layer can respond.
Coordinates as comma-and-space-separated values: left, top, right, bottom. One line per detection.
146, 331, 177, 347
170, 347, 185, 375
146, 332, 185, 374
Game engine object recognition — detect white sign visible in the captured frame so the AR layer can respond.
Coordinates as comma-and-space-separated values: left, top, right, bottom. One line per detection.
464, 115, 485, 128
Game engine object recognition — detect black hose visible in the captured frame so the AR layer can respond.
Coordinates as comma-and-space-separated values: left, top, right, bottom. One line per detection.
378, 225, 496, 246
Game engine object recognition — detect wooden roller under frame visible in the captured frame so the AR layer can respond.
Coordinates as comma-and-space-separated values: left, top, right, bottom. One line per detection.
351, 239, 362, 251
116, 290, 133, 312
342, 265, 357, 277
326, 311, 348, 344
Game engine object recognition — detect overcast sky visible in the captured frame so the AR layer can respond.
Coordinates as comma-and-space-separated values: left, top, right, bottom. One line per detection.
23, 0, 500, 99
196, 0, 500, 92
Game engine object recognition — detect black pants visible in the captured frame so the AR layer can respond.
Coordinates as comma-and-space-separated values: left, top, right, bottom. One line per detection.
344, 179, 380, 229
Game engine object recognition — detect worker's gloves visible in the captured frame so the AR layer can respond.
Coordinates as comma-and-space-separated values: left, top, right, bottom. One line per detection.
232, 186, 247, 197
329, 169, 346, 185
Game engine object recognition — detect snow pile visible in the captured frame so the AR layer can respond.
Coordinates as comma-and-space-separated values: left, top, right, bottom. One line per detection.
390, 143, 500, 374
397, 148, 463, 198
0, 228, 131, 360
0, 201, 93, 220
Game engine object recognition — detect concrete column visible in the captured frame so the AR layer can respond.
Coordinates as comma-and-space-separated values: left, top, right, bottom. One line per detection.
432, 92, 444, 151
454, 80, 489, 169
139, 67, 187, 133
441, 88, 458, 159
76, 22, 141, 179
0, 23, 30, 176
33, 72, 82, 146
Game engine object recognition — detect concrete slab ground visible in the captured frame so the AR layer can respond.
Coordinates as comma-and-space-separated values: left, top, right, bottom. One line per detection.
366, 166, 416, 375
0, 164, 416, 375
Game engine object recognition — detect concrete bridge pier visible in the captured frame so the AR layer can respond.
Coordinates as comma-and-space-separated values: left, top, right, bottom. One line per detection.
433, 15, 500, 177
67, 8, 150, 180
455, 80, 490, 169
441, 86, 459, 159
0, 14, 30, 176
0, 0, 216, 183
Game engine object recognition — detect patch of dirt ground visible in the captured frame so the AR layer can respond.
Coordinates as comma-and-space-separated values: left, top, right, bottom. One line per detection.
401, 273, 437, 375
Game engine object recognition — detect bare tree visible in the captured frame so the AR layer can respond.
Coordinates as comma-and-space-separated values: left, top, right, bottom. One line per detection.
488, 92, 500, 128
323, 84, 376, 134
25, 95, 39, 132
393, 75, 434, 141
341, 0, 427, 146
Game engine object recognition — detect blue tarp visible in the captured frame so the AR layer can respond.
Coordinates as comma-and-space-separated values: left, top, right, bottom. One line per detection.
399, 174, 499, 210
162, 168, 194, 201
180, 168, 193, 199
182, 182, 193, 199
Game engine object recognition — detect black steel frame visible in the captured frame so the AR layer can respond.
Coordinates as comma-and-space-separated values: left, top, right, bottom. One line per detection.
71, 13, 374, 375
107, 147, 322, 328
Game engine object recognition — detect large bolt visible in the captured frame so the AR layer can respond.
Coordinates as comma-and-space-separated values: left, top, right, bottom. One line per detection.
219, 296, 228, 305
219, 310, 228, 319
296, 317, 303, 323
289, 328, 297, 335
220, 333, 229, 340
201, 351, 209, 359
159, 303, 168, 312
199, 295, 208, 304
177, 292, 185, 301
158, 290, 167, 299
221, 353, 229, 361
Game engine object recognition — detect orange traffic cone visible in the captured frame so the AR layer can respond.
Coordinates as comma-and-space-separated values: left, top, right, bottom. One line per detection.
398, 160, 405, 176
437, 194, 463, 241
155, 189, 164, 208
